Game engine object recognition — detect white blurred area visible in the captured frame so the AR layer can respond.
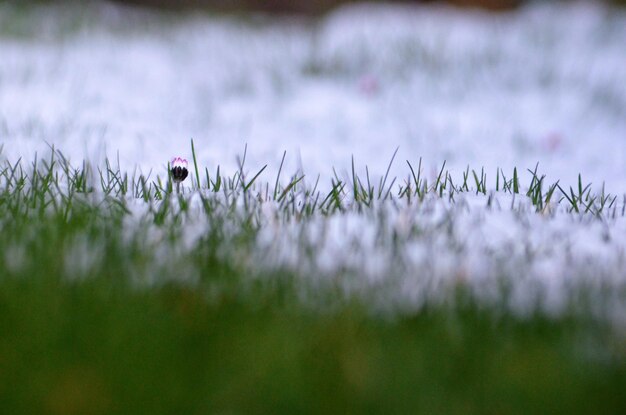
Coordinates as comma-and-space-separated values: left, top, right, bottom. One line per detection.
0, 1, 624, 191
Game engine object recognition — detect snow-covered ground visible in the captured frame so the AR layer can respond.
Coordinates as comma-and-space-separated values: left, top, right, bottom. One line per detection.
252, 193, 626, 317
1, 1, 626, 318
1, 1, 624, 191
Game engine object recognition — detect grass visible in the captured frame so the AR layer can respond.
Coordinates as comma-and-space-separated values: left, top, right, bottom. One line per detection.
0, 144, 625, 414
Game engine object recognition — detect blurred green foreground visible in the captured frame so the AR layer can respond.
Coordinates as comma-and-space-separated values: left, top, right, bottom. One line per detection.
2, 273, 626, 414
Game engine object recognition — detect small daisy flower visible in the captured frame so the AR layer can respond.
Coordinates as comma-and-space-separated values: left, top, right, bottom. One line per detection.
170, 157, 189, 183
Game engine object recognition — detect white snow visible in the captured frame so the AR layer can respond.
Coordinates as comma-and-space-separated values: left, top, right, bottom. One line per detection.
1, 1, 626, 316
1, 1, 624, 190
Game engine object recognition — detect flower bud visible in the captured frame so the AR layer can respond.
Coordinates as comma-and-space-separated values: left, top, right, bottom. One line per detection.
170, 157, 189, 183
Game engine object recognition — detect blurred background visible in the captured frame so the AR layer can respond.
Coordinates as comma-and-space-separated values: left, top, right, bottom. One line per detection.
3, 0, 626, 12
0, 0, 625, 191
108, 0, 524, 13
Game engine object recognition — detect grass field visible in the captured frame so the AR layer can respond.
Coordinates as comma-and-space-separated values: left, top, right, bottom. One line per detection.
0, 146, 625, 414
1, 1, 626, 413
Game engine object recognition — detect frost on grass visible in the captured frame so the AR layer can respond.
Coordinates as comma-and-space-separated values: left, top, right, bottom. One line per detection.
253, 194, 626, 319
1, 1, 625, 322
1, 148, 624, 323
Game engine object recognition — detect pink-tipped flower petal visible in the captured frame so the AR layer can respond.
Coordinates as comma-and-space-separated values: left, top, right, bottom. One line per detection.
170, 156, 189, 183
